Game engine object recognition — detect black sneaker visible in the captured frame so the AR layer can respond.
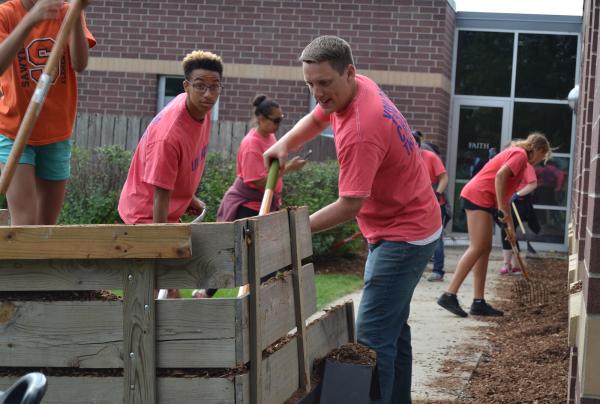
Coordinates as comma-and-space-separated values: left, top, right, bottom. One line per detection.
437, 293, 468, 317
470, 299, 504, 316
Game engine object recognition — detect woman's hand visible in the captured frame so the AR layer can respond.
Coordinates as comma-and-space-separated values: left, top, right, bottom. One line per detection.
27, 0, 62, 25
283, 156, 307, 174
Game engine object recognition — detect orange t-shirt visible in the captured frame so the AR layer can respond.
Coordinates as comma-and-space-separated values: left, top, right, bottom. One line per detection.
420, 149, 447, 205
0, 0, 96, 145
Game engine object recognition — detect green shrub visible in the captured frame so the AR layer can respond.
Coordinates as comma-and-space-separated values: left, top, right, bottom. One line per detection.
59, 145, 131, 224
194, 153, 236, 222
282, 160, 361, 257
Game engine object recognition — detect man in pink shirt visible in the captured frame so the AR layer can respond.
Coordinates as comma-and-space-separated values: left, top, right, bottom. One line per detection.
118, 50, 223, 296
264, 36, 441, 404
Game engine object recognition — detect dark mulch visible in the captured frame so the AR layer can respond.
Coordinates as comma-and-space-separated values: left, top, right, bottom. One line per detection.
460, 256, 569, 403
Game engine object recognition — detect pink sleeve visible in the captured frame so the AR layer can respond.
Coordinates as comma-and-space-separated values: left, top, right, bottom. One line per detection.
240, 150, 267, 184
523, 164, 537, 184
504, 150, 527, 178
431, 153, 447, 177
143, 140, 179, 191
312, 104, 331, 124
338, 141, 385, 198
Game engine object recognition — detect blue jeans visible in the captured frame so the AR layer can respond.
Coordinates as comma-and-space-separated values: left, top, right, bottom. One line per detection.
356, 239, 437, 404
432, 205, 446, 275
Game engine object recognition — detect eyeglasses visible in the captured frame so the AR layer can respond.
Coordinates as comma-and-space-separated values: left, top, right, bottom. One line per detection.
185, 80, 223, 94
265, 114, 284, 124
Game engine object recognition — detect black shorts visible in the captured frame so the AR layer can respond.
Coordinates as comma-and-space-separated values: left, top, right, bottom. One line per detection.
460, 197, 495, 214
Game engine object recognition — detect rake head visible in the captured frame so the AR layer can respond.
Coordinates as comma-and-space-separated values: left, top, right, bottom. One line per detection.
513, 277, 548, 305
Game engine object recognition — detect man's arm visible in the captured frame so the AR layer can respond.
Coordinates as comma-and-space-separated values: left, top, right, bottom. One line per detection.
310, 196, 364, 233
263, 112, 329, 169
153, 186, 171, 223
0, 0, 62, 74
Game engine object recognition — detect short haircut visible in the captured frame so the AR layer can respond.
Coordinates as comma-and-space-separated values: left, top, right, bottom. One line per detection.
182, 50, 223, 79
299, 35, 354, 75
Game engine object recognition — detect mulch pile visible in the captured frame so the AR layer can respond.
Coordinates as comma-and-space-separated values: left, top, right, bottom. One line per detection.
460, 256, 569, 403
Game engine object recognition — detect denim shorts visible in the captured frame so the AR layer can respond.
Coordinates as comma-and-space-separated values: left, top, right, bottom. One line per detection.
0, 135, 72, 181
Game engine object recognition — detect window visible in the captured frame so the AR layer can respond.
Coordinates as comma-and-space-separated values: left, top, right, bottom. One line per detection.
512, 102, 572, 153
309, 96, 333, 137
455, 31, 514, 96
157, 76, 219, 120
515, 34, 578, 100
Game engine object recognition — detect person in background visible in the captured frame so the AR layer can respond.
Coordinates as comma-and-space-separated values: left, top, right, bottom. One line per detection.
118, 50, 223, 298
412, 130, 449, 282
437, 133, 551, 318
193, 94, 306, 299
0, 0, 95, 225
263, 35, 441, 404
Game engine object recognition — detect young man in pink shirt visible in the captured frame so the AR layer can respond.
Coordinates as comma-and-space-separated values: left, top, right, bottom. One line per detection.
264, 36, 441, 404
118, 50, 223, 296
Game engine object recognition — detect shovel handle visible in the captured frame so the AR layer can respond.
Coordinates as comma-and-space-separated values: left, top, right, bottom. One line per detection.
511, 201, 526, 234
0, 0, 84, 195
258, 160, 280, 216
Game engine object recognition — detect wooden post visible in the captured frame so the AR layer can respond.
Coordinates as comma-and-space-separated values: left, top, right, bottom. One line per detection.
123, 259, 156, 404
288, 208, 311, 392
247, 220, 262, 404
345, 301, 356, 343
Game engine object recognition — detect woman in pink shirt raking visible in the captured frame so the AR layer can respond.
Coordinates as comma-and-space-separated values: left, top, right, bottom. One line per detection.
437, 133, 551, 318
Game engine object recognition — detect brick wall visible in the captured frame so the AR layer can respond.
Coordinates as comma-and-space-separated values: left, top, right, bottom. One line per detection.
571, 0, 600, 402
74, 0, 455, 146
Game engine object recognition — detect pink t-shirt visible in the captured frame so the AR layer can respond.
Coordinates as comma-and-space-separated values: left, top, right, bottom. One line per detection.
312, 74, 441, 244
421, 149, 447, 205
518, 163, 537, 189
118, 94, 212, 224
461, 147, 528, 208
236, 128, 283, 212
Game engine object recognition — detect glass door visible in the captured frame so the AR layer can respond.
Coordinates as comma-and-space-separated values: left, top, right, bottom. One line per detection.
447, 99, 511, 233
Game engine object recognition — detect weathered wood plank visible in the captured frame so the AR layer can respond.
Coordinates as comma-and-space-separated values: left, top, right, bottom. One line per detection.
100, 114, 116, 147
251, 210, 292, 278
0, 300, 124, 368
157, 221, 243, 289
293, 206, 313, 260
0, 298, 240, 368
0, 224, 191, 259
123, 260, 156, 404
258, 303, 352, 404
288, 207, 310, 392
125, 116, 142, 151
231, 121, 247, 157
0, 222, 242, 291
247, 218, 262, 404
0, 209, 9, 225
0, 376, 239, 404
239, 264, 316, 362
114, 115, 129, 149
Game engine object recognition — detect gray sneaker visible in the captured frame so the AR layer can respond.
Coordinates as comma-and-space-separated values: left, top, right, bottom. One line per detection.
428, 272, 444, 282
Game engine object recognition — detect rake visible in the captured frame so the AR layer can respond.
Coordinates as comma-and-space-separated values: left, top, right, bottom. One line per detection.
504, 212, 548, 305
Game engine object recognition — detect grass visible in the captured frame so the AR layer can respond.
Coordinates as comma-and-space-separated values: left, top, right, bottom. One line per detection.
315, 273, 363, 309
112, 274, 364, 308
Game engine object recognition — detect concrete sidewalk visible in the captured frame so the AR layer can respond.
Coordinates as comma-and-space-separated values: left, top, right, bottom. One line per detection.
319, 246, 507, 402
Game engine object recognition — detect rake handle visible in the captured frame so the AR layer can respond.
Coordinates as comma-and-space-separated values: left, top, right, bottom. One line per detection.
511, 201, 526, 234
505, 224, 530, 281
0, 0, 84, 195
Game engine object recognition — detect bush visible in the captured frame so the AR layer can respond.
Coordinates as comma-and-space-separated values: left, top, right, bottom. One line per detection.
282, 160, 361, 257
59, 146, 361, 257
59, 145, 131, 224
